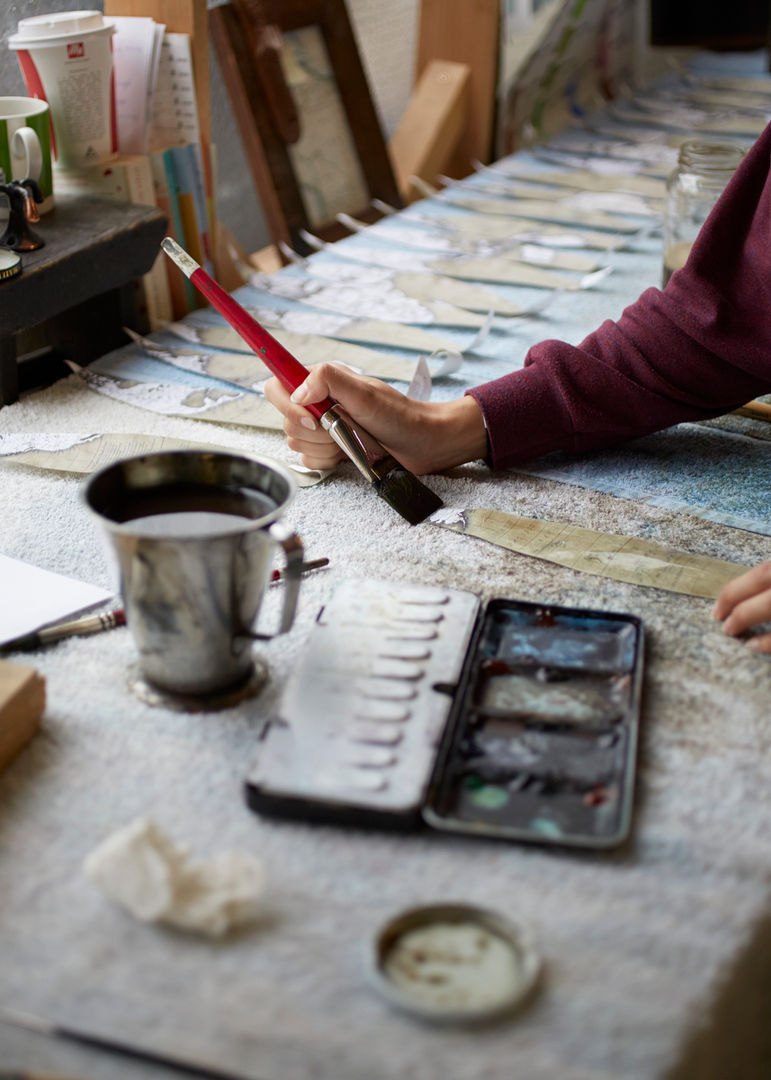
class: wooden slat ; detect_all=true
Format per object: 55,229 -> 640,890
0,659 -> 45,773
389,59 -> 471,202
415,0 -> 500,176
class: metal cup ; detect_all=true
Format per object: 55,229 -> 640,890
84,450 -> 303,702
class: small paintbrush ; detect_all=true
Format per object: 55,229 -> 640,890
160,237 -> 443,525
0,609 -> 125,653
0,1008 -> 265,1080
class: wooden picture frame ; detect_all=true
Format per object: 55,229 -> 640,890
210,0 -> 403,256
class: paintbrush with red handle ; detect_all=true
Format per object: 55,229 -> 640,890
160,237 -> 443,525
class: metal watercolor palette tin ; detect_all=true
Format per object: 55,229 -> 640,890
246,579 -> 644,849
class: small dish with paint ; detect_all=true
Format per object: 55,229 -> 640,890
368,902 -> 541,1024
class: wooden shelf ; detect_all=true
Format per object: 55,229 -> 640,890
0,195 -> 167,405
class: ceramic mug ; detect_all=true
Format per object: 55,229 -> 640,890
84,451 -> 304,705
0,97 -> 54,212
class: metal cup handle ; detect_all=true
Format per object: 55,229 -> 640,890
249,520 -> 304,641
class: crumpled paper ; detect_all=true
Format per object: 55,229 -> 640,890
84,817 -> 264,937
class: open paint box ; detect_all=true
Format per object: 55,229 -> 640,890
246,578 -> 644,849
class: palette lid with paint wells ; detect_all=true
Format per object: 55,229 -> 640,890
245,578 -> 644,850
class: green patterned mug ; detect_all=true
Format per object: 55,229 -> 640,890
0,97 -> 54,213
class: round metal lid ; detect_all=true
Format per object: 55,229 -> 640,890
367,902 -> 541,1024
0,250 -> 22,283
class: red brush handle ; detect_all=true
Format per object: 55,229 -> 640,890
190,265 -> 335,421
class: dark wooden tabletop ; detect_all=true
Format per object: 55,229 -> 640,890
0,195 -> 167,338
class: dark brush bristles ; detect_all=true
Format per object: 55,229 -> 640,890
374,466 -> 443,525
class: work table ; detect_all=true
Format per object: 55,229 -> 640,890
1,50 -> 771,1080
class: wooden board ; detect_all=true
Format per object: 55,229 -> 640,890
415,0 -> 500,177
389,60 -> 471,202
0,659 -> 45,772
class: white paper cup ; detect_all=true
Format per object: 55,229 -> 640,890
9,10 -> 117,170
0,96 -> 54,212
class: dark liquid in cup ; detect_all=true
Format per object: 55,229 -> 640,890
107,483 -> 275,536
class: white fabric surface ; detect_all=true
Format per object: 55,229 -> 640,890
3,46 -> 771,1078
2,365 -> 771,1080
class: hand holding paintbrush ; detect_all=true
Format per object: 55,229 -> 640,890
160,238 -> 442,525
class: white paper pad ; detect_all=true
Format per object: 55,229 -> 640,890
0,554 -> 113,645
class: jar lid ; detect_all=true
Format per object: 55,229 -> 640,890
367,902 -> 541,1024
0,250 -> 22,283
9,11 -> 115,47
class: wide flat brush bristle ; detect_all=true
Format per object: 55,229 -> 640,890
375,468 -> 443,525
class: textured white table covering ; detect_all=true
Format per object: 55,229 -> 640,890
2,51 -> 771,1080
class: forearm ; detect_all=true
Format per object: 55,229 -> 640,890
469,120 -> 771,471
422,395 -> 490,471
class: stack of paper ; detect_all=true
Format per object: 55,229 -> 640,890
111,15 -> 166,156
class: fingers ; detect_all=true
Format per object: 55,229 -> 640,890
720,587 -> 771,638
747,632 -> 771,654
712,561 -> 771,620
290,362 -> 387,429
712,561 -> 771,648
263,370 -> 344,470
712,562 -> 771,622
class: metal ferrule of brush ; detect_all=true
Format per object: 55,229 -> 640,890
319,404 -> 398,484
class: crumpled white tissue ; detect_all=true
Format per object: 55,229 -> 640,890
83,817 -> 264,937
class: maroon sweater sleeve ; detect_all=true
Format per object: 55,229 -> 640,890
466,121 -> 771,469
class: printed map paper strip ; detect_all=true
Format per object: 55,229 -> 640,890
66,363 -> 284,430
444,175 -> 663,214
300,233 -> 610,291
532,146 -> 671,179
423,192 -> 641,232
412,210 -> 638,251
167,307 -> 462,355
608,100 -> 766,138
247,269 -> 492,327
476,164 -> 666,200
431,507 -> 748,598
540,133 -> 679,172
247,266 -> 520,324
125,330 -> 461,387
284,261 -> 541,316
0,432 -> 326,486
336,215 -> 603,271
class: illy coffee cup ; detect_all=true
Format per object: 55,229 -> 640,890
9,10 -> 117,170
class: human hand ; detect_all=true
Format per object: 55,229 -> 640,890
712,561 -> 771,653
263,362 -> 488,474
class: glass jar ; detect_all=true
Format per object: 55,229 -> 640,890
662,140 -> 746,287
